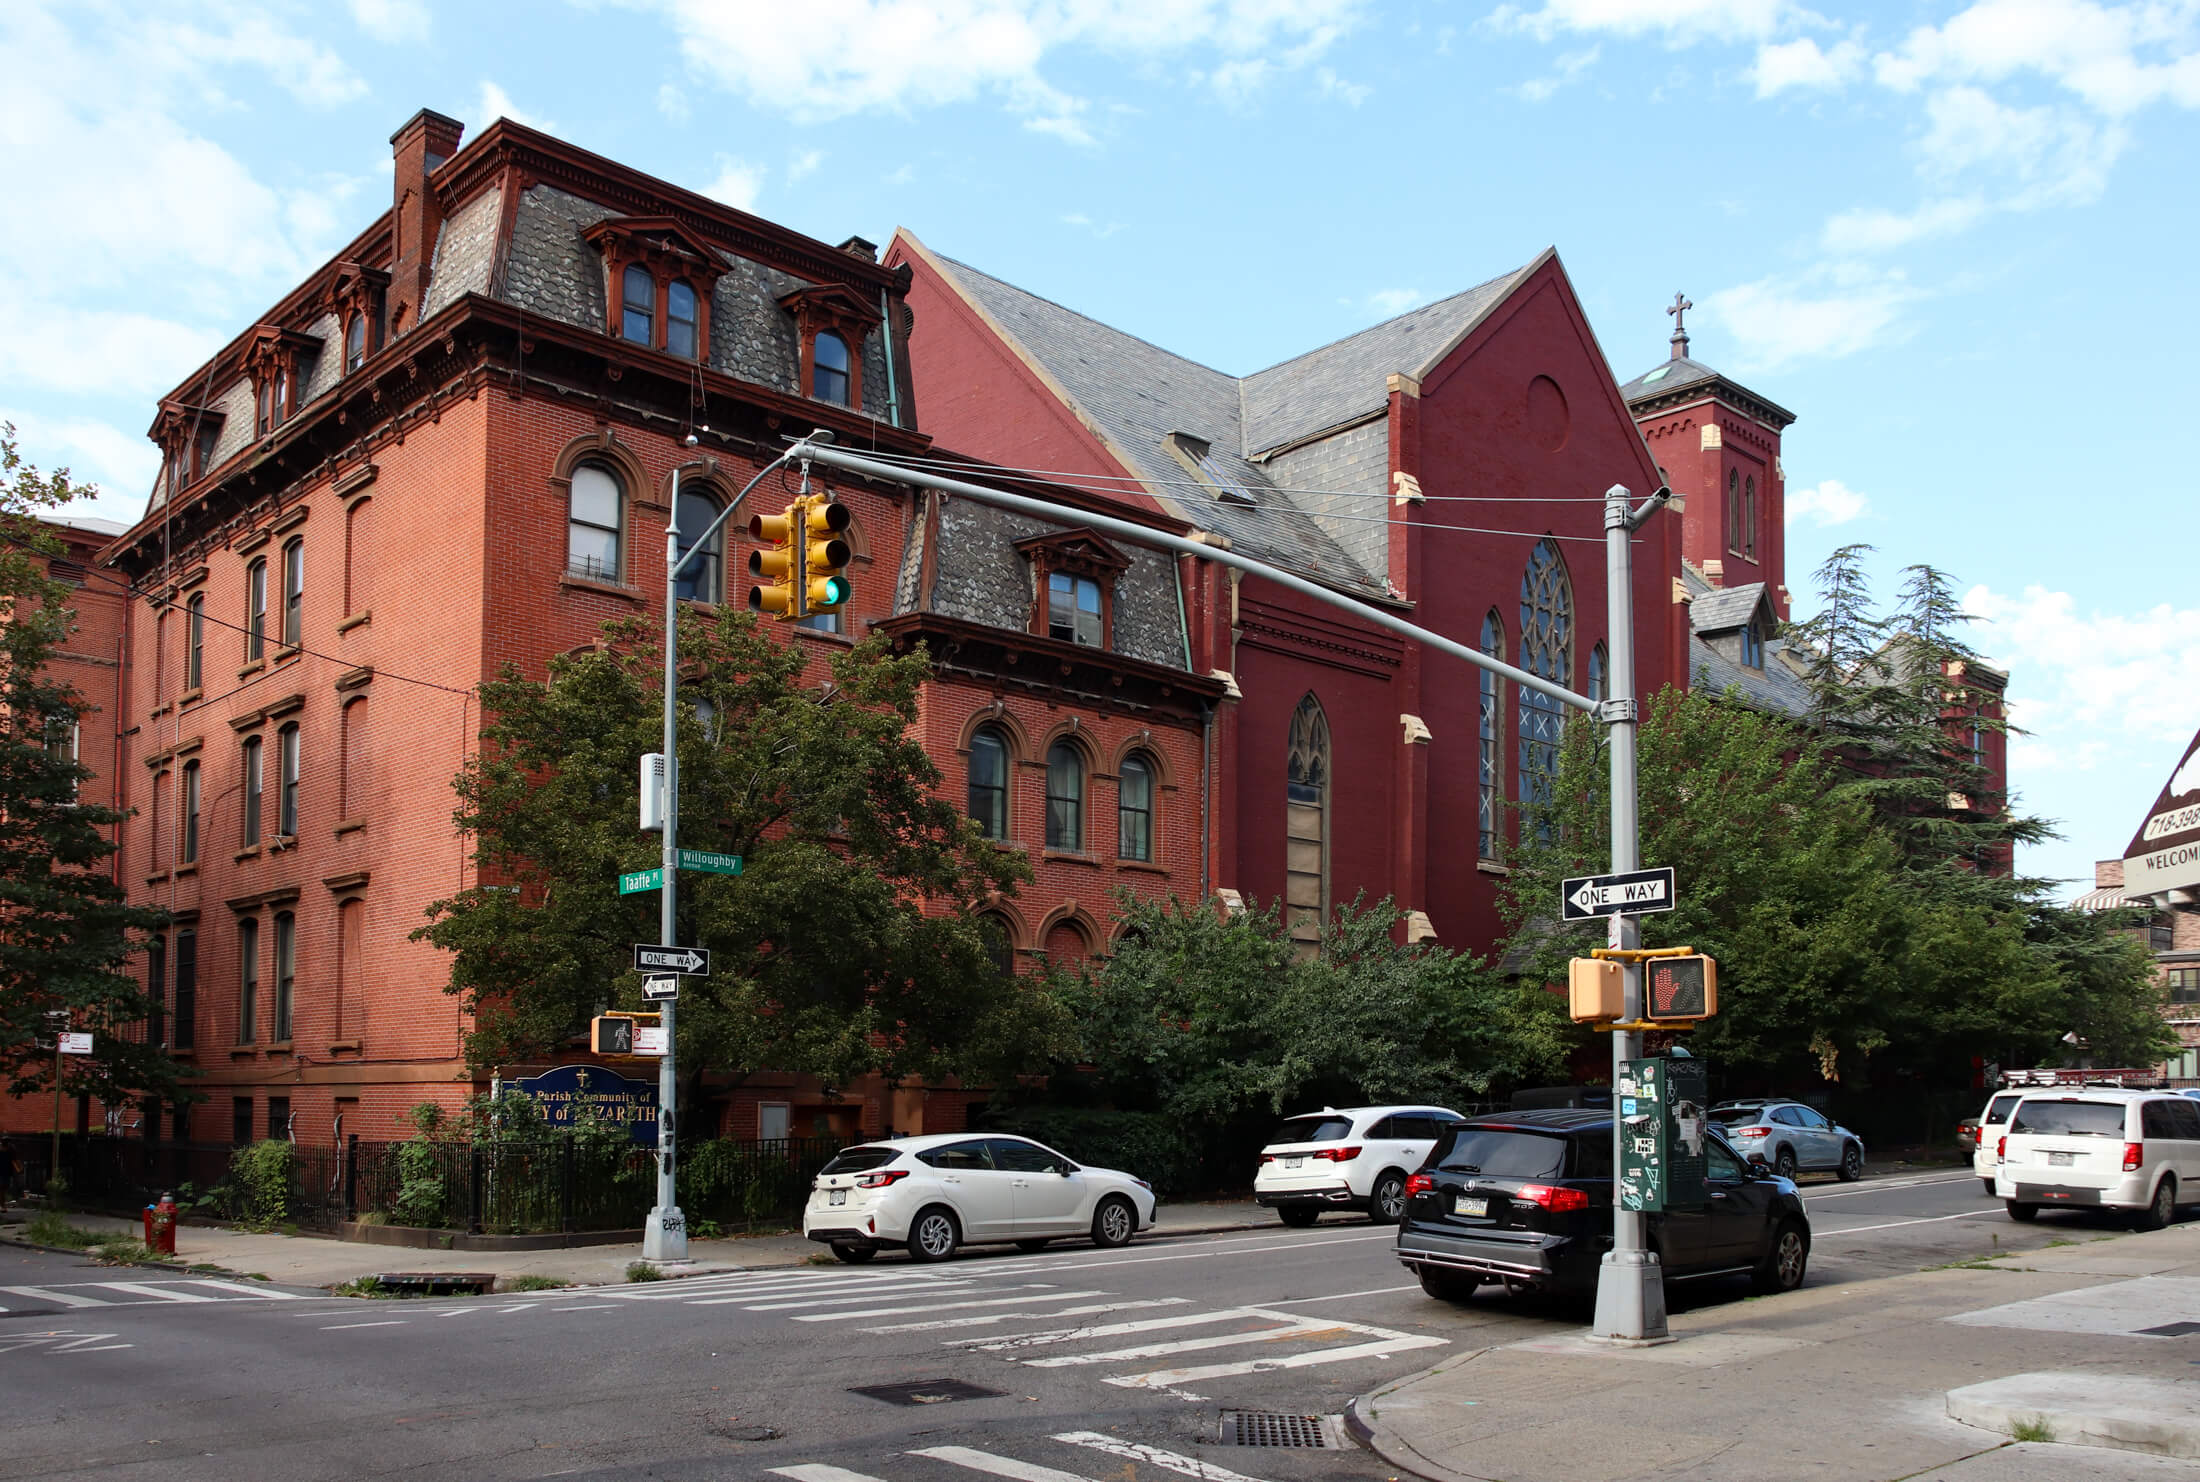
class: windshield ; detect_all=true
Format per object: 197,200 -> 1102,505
1271,1116 -> 1354,1144
1433,1129 -> 1568,1179
818,1146 -> 901,1175
1707,1107 -> 1761,1126
2009,1101 -> 2127,1137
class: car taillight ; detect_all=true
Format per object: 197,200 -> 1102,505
1515,1183 -> 1591,1212
855,1169 -> 909,1189
1258,1154 -> 1274,1164
1996,1136 -> 2006,1160
1405,1173 -> 1434,1196
1315,1146 -> 1361,1162
1737,1127 -> 1769,1138
2125,1142 -> 2144,1173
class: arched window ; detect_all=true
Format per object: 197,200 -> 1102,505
1045,740 -> 1085,851
967,725 -> 1009,840
335,897 -> 363,1040
1744,474 -> 1757,559
1726,469 -> 1742,556
667,280 -> 699,359
181,759 -> 200,866
567,462 -> 622,581
1517,539 -> 1572,838
272,368 -> 288,429
340,696 -> 367,820
272,912 -> 296,1043
1044,916 -> 1093,963
185,594 -> 204,691
1286,694 -> 1329,949
812,331 -> 851,405
1118,752 -> 1154,862
345,314 -> 367,374
674,489 -> 723,604
280,538 -> 304,648
241,735 -> 263,845
1478,613 -> 1504,859
343,497 -> 372,615
978,912 -> 1016,976
237,915 -> 260,1045
621,264 -> 654,345
1588,641 -> 1607,704
277,723 -> 300,838
245,558 -> 267,660
174,929 -> 196,1051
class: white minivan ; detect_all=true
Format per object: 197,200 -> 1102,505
1996,1090 -> 2200,1229
1971,1090 -> 2026,1195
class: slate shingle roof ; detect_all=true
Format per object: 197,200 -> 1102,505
1681,565 -> 1813,717
1688,581 -> 1769,635
1619,355 -> 1722,403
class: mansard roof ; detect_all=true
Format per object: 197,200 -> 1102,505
1621,352 -> 1797,430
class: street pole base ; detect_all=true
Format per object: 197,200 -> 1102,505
641,1204 -> 689,1263
1590,1249 -> 1670,1343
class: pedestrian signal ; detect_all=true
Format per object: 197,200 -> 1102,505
1646,955 -> 1718,1021
1568,958 -> 1624,1023
590,1015 -> 636,1055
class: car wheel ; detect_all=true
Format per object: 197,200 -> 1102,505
906,1206 -> 961,1262
1091,1195 -> 1137,1249
2136,1177 -> 2177,1232
1015,1239 -> 1051,1253
1278,1206 -> 1320,1228
1982,1180 -> 1997,1197
1417,1267 -> 1480,1302
2005,1201 -> 2038,1222
829,1242 -> 875,1264
1370,1171 -> 1408,1226
1772,1147 -> 1798,1180
1752,1220 -> 1809,1295
1837,1143 -> 1864,1182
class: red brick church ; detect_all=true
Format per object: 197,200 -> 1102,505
9,110 -> 2001,1150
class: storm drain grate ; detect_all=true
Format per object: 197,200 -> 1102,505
1218,1411 -> 1346,1448
848,1378 -> 1003,1407
2139,1322 -> 2200,1338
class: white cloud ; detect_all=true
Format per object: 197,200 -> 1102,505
700,155 -> 766,211
1967,581 -> 2200,759
1874,0 -> 2200,115
1916,85 -> 2126,205
1820,196 -> 1987,253
1366,288 -> 1423,316
1206,57 -> 1274,105
1703,265 -> 1923,370
1315,66 -> 1371,105
1490,0 -> 1796,44
1060,212 -> 1125,238
1516,45 -> 1600,101
0,406 -> 165,517
473,81 -> 557,136
1785,478 -> 1871,527
142,6 -> 369,107
787,148 -> 826,183
1751,37 -> 1864,95
349,0 -> 430,43
657,83 -> 692,122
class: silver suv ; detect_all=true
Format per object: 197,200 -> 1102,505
1708,1100 -> 1865,1181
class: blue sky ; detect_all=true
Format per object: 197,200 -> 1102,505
5,0 -> 2195,895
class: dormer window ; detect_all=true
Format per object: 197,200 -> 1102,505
667,281 -> 699,359
149,399 -> 226,504
583,217 -> 724,362
1165,431 -> 1259,507
1739,619 -> 1765,669
1048,571 -> 1102,646
813,331 -> 851,405
1016,527 -> 1130,653
622,265 -> 655,344
326,261 -> 388,378
345,314 -> 367,373
243,325 -> 315,440
779,283 -> 880,411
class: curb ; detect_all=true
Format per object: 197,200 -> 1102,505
0,1230 -> 267,1281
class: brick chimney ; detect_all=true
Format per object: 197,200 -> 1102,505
2097,858 -> 2126,890
387,109 -> 465,339
1702,558 -> 1724,588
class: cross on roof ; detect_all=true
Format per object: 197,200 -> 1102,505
1667,291 -> 1693,360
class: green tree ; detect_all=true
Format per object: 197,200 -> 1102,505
415,608 -> 1070,1107
0,426 -> 177,1112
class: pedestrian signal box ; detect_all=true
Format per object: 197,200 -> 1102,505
1647,955 -> 1718,1021
591,1015 -> 635,1055
1569,958 -> 1624,1023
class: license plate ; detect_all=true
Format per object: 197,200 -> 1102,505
1284,1157 -> 1304,1169
1454,1195 -> 1488,1217
2048,1151 -> 2074,1167
829,1189 -> 848,1205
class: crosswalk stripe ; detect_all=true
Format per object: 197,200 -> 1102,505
93,1282 -> 218,1303
957,1308 -> 1259,1350
1016,1320 -> 1340,1368
734,1281 -> 1019,1311
175,1278 -> 297,1300
908,1445 -> 1091,1482
770,1466 -> 887,1482
861,1298 -> 1190,1334
792,1290 -> 1111,1323
0,1286 -> 108,1308
1101,1333 -> 1449,1389
1052,1432 -> 1272,1482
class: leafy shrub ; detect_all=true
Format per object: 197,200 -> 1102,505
392,1139 -> 447,1228
625,1261 -> 665,1283
25,1210 -> 101,1248
228,1140 -> 296,1230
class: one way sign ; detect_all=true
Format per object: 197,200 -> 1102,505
633,944 -> 710,976
1560,867 -> 1677,921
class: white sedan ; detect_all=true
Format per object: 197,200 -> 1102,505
802,1132 -> 1157,1263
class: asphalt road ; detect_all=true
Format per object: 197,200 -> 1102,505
0,1166 -> 2131,1482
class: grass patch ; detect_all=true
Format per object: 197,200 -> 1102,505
88,1239 -> 156,1264
1926,1255 -> 2008,1271
2045,1238 -> 2078,1248
502,1274 -> 569,1292
2009,1415 -> 2055,1444
332,1275 -> 391,1298
625,1261 -> 667,1283
805,1250 -> 837,1266
24,1211 -> 104,1249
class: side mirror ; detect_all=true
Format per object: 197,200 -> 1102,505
1056,1163 -> 1076,1177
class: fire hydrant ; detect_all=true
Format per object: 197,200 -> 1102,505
143,1191 -> 178,1256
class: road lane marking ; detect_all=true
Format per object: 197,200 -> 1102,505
550,1304 -> 618,1311
862,1298 -> 1190,1334
1816,1210 -> 2003,1237
791,1290 -> 1112,1322
0,1286 -> 109,1307
742,1282 -> 1055,1311
1019,1320 -> 1342,1367
958,1308 -> 1263,1350
320,1320 -> 407,1330
92,1282 -> 219,1303
1102,1334 -> 1448,1389
1802,1174 -> 1981,1201
976,1229 -> 1397,1278
175,1278 -> 298,1300
1053,1431 -> 1274,1482
909,1445 -> 1093,1482
770,1466 -> 887,1482
1245,1283 -> 1419,1305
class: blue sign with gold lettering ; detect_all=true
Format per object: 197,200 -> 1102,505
511,1064 -> 659,1146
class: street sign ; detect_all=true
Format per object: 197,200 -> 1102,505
677,849 -> 742,876
1616,1055 -> 1708,1213
57,1032 -> 92,1056
619,867 -> 665,896
634,1026 -> 668,1056
1561,866 -> 1677,921
640,974 -> 680,1003
634,944 -> 709,976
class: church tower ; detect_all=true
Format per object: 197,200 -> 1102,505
1621,294 -> 1798,618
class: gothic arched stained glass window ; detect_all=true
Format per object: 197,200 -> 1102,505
1285,694 -> 1329,951
1478,612 -> 1504,859
1516,539 -> 1572,839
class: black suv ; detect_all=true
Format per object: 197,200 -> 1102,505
1395,1109 -> 1810,1301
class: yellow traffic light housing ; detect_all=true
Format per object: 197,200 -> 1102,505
1646,954 -> 1718,1021
802,498 -> 853,615
590,1014 -> 636,1055
1568,958 -> 1624,1023
746,500 -> 801,617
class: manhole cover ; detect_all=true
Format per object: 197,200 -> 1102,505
849,1378 -> 1003,1407
1219,1412 -> 1345,1448
2139,1322 -> 2200,1338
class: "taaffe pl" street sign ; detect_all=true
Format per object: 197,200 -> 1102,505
633,944 -> 709,976
1560,867 -> 1677,921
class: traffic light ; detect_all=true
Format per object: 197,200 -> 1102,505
1646,954 -> 1718,1021
746,499 -> 801,617
1568,957 -> 1623,1023
801,498 -> 854,615
590,1015 -> 636,1055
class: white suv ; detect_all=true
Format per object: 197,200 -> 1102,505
1997,1090 -> 2200,1229
1970,1090 -> 2025,1195
1254,1106 -> 1462,1227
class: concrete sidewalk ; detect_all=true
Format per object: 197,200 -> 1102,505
0,1196 -> 1277,1290
1351,1221 -> 2200,1482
